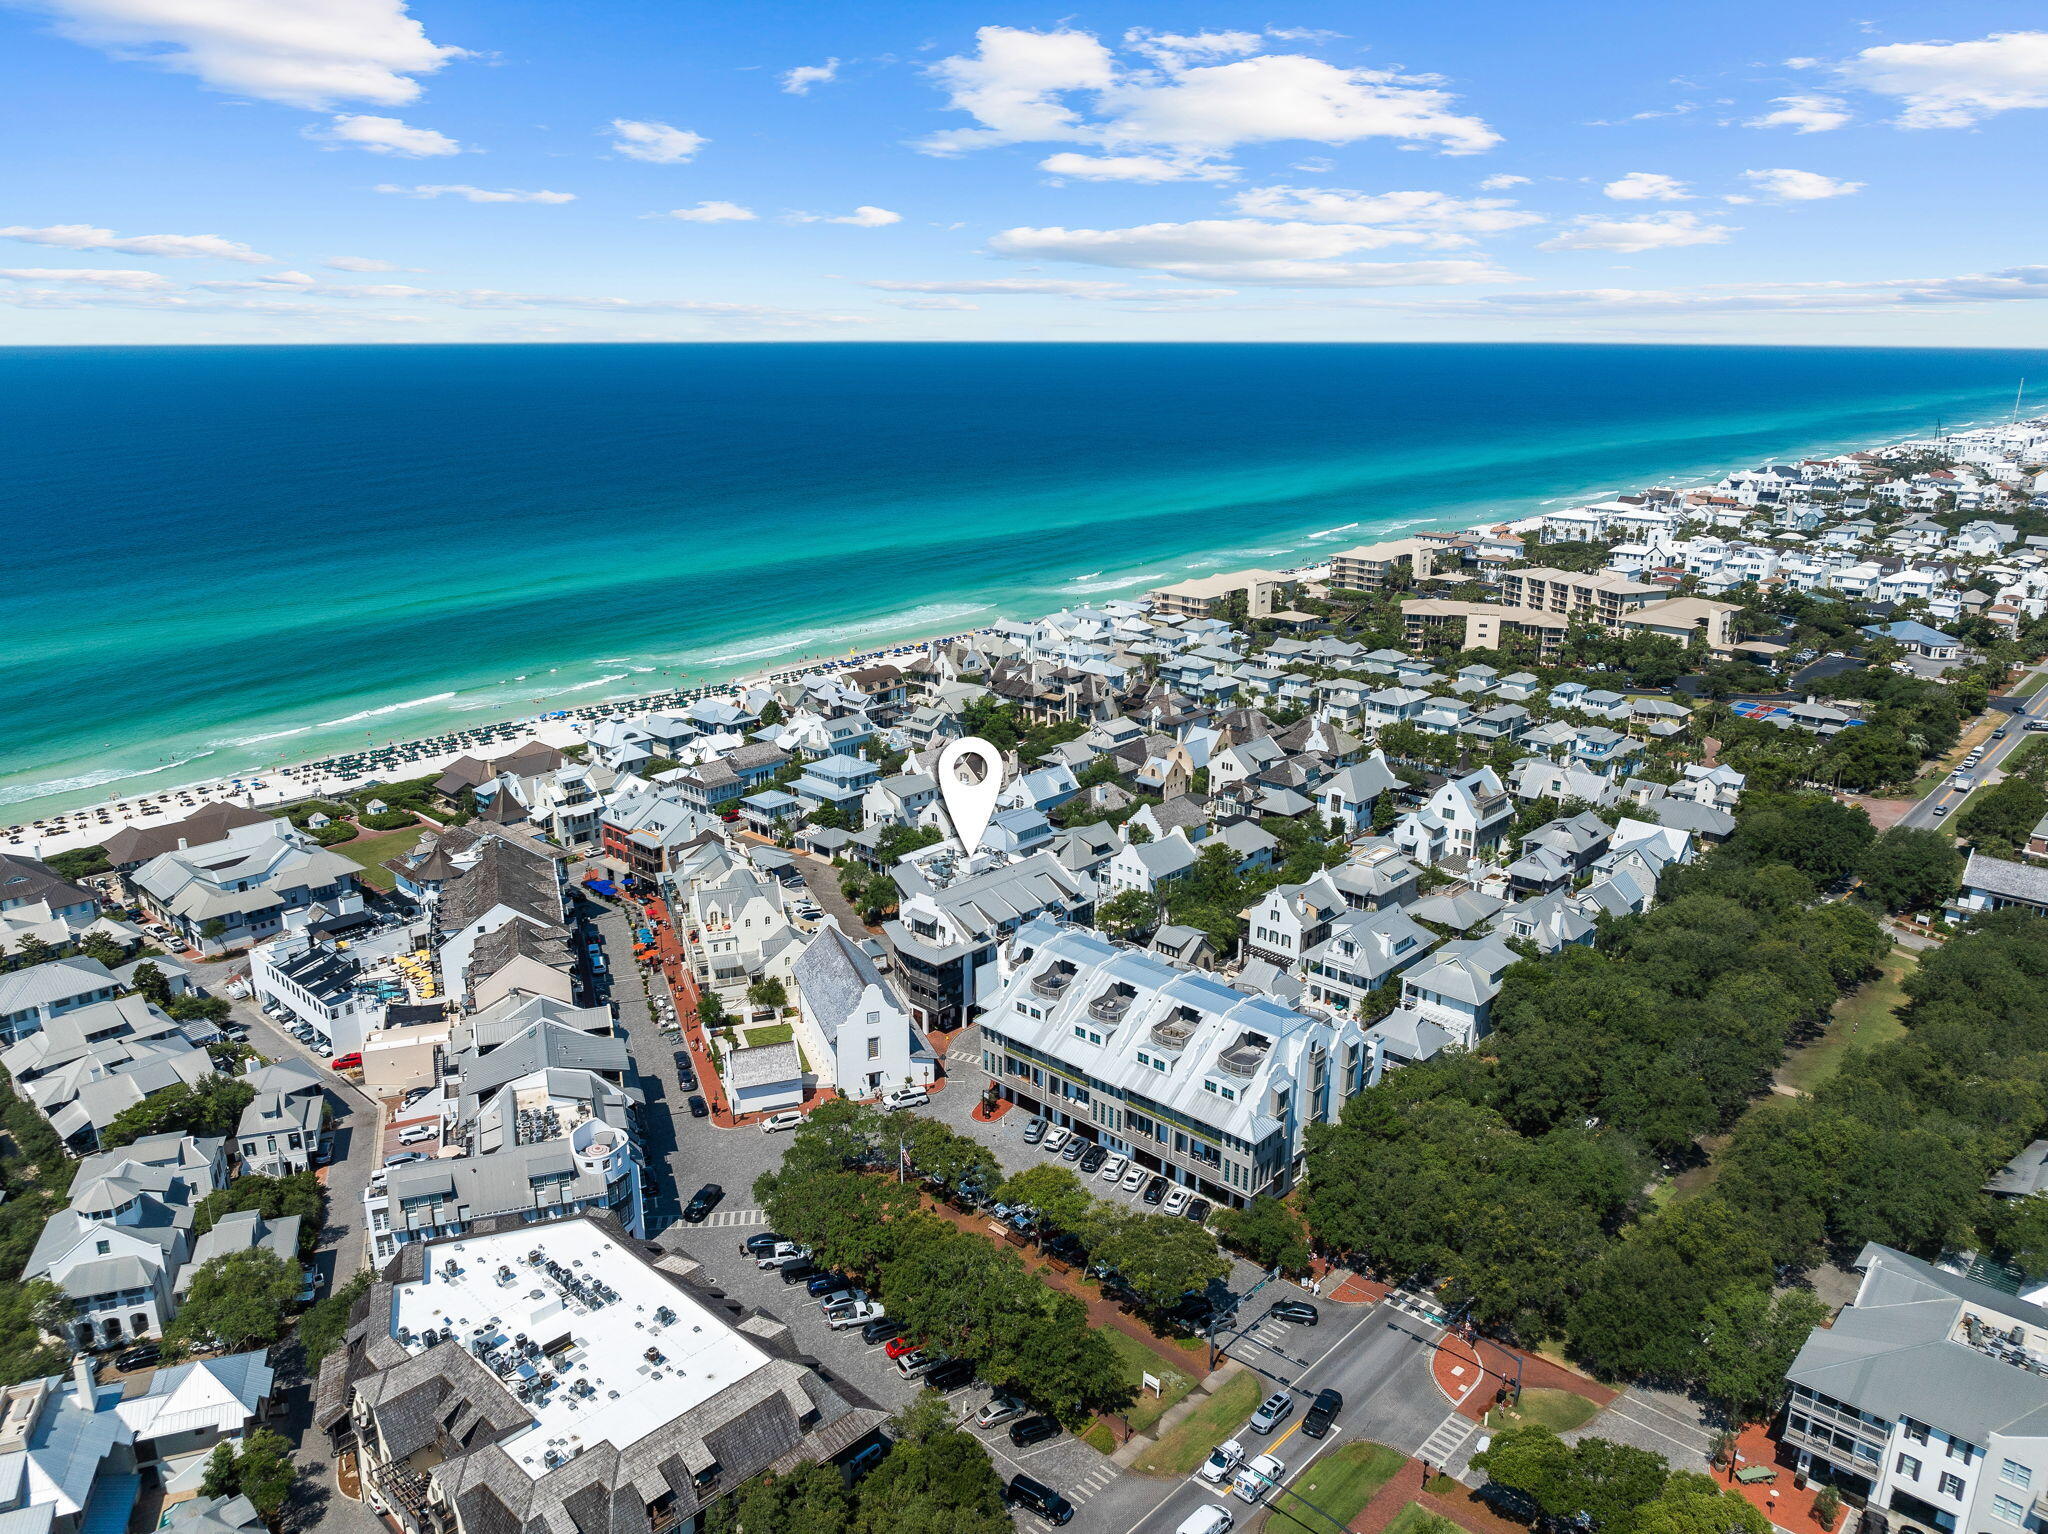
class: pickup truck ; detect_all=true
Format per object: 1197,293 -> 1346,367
823,1296 -> 885,1330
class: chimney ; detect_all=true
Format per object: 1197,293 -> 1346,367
177,838 -> 188,851
71,1354 -> 96,1405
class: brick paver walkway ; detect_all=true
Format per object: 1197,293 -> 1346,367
1433,1331 -> 1616,1419
1349,1457 -> 1528,1534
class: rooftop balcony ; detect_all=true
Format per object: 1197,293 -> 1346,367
1031,965 -> 1075,1000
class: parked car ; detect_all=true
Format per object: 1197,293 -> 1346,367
1009,1415 -> 1060,1448
1162,1185 -> 1193,1216
1078,1143 -> 1108,1174
1022,1117 -> 1046,1144
882,1086 -> 930,1111
1006,1474 -> 1075,1526
1042,1126 -> 1071,1154
861,1316 -> 905,1346
754,1243 -> 806,1269
778,1262 -> 819,1286
1249,1391 -> 1294,1434
1268,1300 -> 1320,1326
677,1065 -> 698,1090
687,1095 -> 709,1118
383,1151 -> 428,1169
894,1349 -> 936,1378
761,1111 -> 806,1133
824,1298 -> 884,1330
1061,1136 -> 1088,1163
397,1124 -> 438,1145
681,1184 -> 724,1223
1302,1388 -> 1343,1439
806,1272 -> 855,1300
1176,1510 -> 1235,1534
1185,1198 -> 1212,1224
883,1334 -> 923,1360
743,1231 -> 789,1256
113,1343 -> 161,1373
1197,1439 -> 1245,1487
330,1052 -> 362,1072
1233,1453 -> 1284,1505
926,1357 -> 977,1391
1097,1153 -> 1127,1183
977,1394 -> 1028,1428
1123,1165 -> 1150,1194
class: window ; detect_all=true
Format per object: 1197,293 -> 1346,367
1900,1455 -> 1924,1480
1951,1441 -> 1980,1466
1939,1475 -> 1966,1499
2002,1462 -> 2032,1491
1993,1498 -> 2026,1525
1905,1421 -> 1931,1446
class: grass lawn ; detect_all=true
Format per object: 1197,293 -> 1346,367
331,826 -> 427,891
1778,948 -> 1914,1095
1132,1371 -> 1262,1477
1265,1442 -> 1407,1534
1102,1327 -> 1194,1436
1381,1503 -> 1462,1534
2012,670 -> 2048,699
1486,1388 -> 1599,1434
1081,1421 -> 1116,1454
744,1023 -> 795,1047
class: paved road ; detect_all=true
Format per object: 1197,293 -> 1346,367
584,891 -> 697,1231
1897,664 -> 2048,829
1116,1298 -> 1449,1534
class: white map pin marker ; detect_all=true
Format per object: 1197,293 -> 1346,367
937,736 -> 1003,855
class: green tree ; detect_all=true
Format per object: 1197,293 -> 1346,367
754,1165 -> 925,1280
76,931 -> 128,967
201,1428 -> 298,1520
697,990 -> 728,1030
1095,889 -> 1159,939
129,961 -> 173,1008
45,846 -> 110,881
101,1077 -> 255,1149
192,1172 -> 328,1258
747,976 -> 788,1011
897,1116 -> 1001,1199
1632,1472 -> 1772,1534
996,1163 -> 1096,1234
1856,826 -> 1963,912
1959,774 -> 2048,847
1725,795 -> 1875,885
807,805 -> 852,831
167,1247 -> 301,1354
1566,1198 -> 1775,1380
298,1269 -> 371,1365
1474,1426 -> 1670,1533
1697,1287 -> 1831,1424
1210,1196 -> 1313,1276
1084,1208 -> 1228,1310
852,1393 -> 1012,1534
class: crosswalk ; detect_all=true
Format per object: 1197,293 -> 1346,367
1063,1462 -> 1119,1506
698,1207 -> 768,1228
1419,1410 -> 1481,1468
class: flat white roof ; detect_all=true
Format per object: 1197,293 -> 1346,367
386,1222 -> 772,1479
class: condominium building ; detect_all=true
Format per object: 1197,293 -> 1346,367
1784,1244 -> 2048,1534
1147,569 -> 1291,620
1328,538 -> 1448,592
1494,567 -> 1666,622
976,917 -> 1367,1206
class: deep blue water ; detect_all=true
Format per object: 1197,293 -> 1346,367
0,341 -> 2038,817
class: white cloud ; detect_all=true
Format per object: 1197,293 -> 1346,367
916,25 -> 1499,159
1039,151 -> 1238,182
1122,29 -> 1262,67
313,113 -> 459,155
325,255 -> 398,271
781,58 -> 840,94
1230,185 -> 1541,245
375,183 -> 576,203
1746,94 -> 1852,132
788,205 -> 901,227
1400,264 -> 2048,317
987,219 -> 1515,286
658,201 -> 757,223
0,266 -> 175,290
608,119 -> 707,163
1739,167 -> 1863,201
882,296 -> 981,310
866,277 -> 1236,300
1479,173 -> 1529,189
1538,212 -> 1733,252
1602,171 -> 1690,201
0,222 -> 273,263
25,0 -> 463,109
1838,30 -> 2048,128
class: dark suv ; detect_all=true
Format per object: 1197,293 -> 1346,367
1079,1143 -> 1108,1174
861,1316 -> 905,1346
1006,1474 -> 1075,1525
1303,1388 -> 1343,1438
1010,1416 -> 1060,1448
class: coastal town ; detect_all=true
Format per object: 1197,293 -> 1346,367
8,414 -> 2048,1534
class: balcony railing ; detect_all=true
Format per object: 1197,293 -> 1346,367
1031,970 -> 1074,999
1149,1017 -> 1196,1049
1087,991 -> 1131,1024
1215,1043 -> 1268,1079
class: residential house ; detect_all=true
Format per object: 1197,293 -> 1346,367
790,921 -> 934,1103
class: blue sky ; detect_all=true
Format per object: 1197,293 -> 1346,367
3,1 -> 2045,344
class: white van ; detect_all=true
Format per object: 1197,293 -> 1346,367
1176,1507 -> 1235,1534
1233,1455 -> 1284,1504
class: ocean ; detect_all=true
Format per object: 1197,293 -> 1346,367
1,341 -> 2037,821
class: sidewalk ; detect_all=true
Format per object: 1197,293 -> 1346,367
1432,1330 -> 1615,1420
1349,1455 -> 1528,1534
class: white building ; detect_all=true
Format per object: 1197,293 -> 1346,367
789,921 -> 934,1102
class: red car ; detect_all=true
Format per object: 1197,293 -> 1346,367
883,1335 -> 923,1360
330,1053 -> 362,1072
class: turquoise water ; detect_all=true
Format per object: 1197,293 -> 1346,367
1,342 -> 2037,819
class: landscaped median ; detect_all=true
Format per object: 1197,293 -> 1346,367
1266,1441 -> 1408,1534
1078,1330 -> 1195,1452
1131,1371 -> 1263,1476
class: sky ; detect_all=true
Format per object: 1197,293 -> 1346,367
2,1 -> 2045,345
